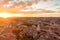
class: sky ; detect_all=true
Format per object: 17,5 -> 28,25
0,0 -> 60,12
26,0 -> 60,11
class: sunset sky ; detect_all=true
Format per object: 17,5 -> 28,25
0,0 -> 60,18
28,0 -> 60,11
0,0 -> 60,12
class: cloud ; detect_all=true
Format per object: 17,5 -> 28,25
25,0 -> 60,11
0,0 -> 60,12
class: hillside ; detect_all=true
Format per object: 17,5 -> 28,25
0,17 -> 60,40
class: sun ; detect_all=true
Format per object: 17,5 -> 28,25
0,12 -> 23,18
0,12 -> 12,18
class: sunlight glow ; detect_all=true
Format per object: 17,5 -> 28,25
0,12 -> 60,18
0,12 -> 23,18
